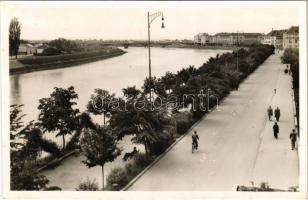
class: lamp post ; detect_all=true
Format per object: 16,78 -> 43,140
207,88 -> 211,112
147,11 -> 164,106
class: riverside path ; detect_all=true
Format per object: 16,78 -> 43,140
127,52 -> 299,191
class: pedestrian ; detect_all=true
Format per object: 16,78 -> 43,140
289,129 -> 298,150
275,106 -> 280,122
274,88 -> 276,94
273,122 -> 279,139
274,106 -> 281,121
192,131 -> 199,150
267,106 -> 273,121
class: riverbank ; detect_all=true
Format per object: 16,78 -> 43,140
126,43 -> 245,51
9,49 -> 126,75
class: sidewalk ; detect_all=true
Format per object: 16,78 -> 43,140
251,52 -> 298,190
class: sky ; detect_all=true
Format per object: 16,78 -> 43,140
4,1 -> 301,41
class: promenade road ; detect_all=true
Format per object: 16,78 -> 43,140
128,52 -> 298,191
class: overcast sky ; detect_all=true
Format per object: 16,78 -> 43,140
5,1 -> 301,41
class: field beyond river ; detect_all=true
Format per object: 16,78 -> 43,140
9,47 -> 126,75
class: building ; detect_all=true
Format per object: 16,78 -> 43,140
261,35 -> 276,46
18,43 -> 36,55
200,33 -> 212,45
242,33 -> 262,45
213,32 -> 245,46
262,29 -> 287,49
194,33 -> 202,44
214,33 -> 233,45
35,43 -> 48,55
283,26 -> 299,49
194,33 -> 212,45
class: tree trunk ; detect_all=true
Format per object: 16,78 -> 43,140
103,113 -> 106,125
102,165 -> 104,191
144,144 -> 149,157
62,134 -> 65,153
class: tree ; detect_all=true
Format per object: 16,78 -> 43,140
49,38 -> 78,53
161,71 -> 177,94
122,86 -> 141,99
109,96 -> 174,156
80,127 -> 121,190
10,104 -> 50,190
9,17 -> 21,59
87,89 -> 115,125
38,86 -> 79,152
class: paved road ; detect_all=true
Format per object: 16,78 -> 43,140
128,52 -> 298,191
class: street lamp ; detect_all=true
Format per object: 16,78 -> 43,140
147,11 -> 164,106
207,88 -> 211,112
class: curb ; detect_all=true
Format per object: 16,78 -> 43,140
37,149 -> 79,173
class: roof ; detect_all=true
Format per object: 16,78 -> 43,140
267,29 -> 287,37
285,26 -> 299,34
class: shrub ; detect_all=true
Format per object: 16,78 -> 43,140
106,167 -> 129,189
149,130 -> 175,155
40,139 -> 62,157
124,162 -> 140,176
133,153 -> 154,167
174,111 -> 193,135
76,177 -> 99,191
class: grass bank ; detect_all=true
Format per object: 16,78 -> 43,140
10,49 -> 126,75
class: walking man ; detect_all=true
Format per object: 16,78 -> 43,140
192,131 -> 199,150
273,122 -> 279,139
274,106 -> 281,121
289,129 -> 298,150
267,106 -> 273,121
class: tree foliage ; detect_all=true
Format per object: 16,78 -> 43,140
10,105 -> 50,190
80,126 -> 121,190
38,86 -> 79,152
87,89 -> 116,124
9,17 -> 21,58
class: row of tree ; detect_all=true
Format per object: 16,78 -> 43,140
10,44 -> 274,190
280,48 -> 299,129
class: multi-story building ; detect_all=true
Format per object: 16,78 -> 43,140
283,26 -> 299,49
200,33 -> 212,45
260,29 -> 287,49
214,32 -> 247,46
194,33 -> 212,45
194,33 -> 202,44
242,33 -> 262,45
215,33 -> 233,45
261,35 -> 276,46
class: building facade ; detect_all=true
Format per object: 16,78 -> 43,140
261,35 -> 276,46
283,26 -> 299,49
